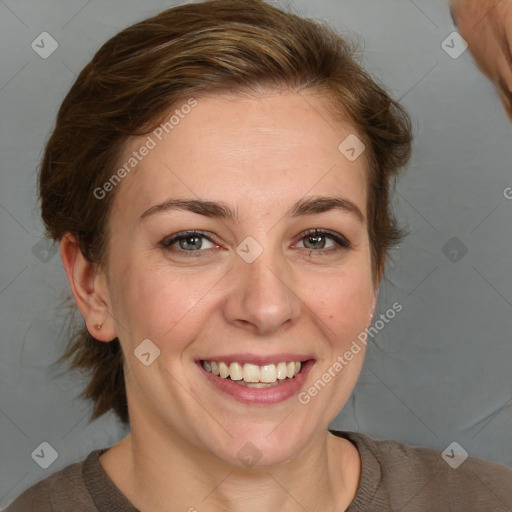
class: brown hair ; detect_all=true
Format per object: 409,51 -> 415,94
40,0 -> 412,425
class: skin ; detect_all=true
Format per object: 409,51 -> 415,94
450,0 -> 512,120
61,90 -> 379,512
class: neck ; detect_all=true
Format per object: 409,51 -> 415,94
100,412 -> 360,512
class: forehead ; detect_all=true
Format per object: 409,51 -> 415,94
112,91 -> 368,222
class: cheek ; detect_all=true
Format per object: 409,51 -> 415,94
310,264 -> 374,335
109,257 -> 213,346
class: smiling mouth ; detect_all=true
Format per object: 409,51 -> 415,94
200,360 -> 306,388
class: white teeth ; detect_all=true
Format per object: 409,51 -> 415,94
276,362 -> 287,380
201,359 -> 304,383
219,361 -> 230,378
229,362 -> 243,381
234,380 -> 285,388
259,364 -> 277,383
210,361 -> 220,376
286,362 -> 295,378
243,363 -> 260,383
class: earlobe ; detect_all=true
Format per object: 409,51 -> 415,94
59,233 -> 117,342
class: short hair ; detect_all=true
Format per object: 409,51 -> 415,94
39,0 -> 413,425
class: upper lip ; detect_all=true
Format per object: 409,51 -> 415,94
197,353 -> 315,365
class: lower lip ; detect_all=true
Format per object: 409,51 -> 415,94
197,360 -> 315,405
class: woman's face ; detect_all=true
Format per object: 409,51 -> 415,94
102,90 -> 377,466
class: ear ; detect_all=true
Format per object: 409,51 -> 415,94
60,233 -> 117,342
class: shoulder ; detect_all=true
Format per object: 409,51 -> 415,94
4,452 -> 99,512
335,430 -> 512,511
4,477 -> 53,512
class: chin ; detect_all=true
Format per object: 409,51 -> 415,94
209,425 -> 314,469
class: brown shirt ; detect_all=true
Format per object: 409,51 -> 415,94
5,429 -> 512,511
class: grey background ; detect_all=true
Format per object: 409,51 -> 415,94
1,0 -> 511,507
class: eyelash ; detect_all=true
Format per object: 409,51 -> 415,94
159,229 -> 352,257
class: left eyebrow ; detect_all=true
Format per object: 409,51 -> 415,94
290,196 -> 365,223
138,195 -> 365,223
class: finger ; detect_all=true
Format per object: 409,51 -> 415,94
495,57 -> 512,118
498,89 -> 512,121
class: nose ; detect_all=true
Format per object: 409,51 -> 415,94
222,243 -> 302,336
